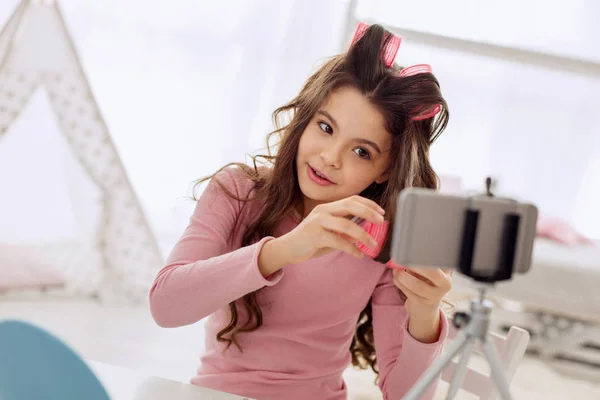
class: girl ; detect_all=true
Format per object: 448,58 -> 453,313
150,23 -> 452,400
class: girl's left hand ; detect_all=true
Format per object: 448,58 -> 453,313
392,267 -> 452,317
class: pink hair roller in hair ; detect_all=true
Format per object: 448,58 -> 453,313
399,64 -> 433,77
399,63 -> 442,121
351,25 -> 441,121
352,217 -> 389,258
350,22 -> 402,68
411,104 -> 442,121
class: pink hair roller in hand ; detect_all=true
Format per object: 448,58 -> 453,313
351,216 -> 407,271
352,218 -> 389,258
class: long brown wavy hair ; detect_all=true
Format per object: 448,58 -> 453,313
194,24 -> 449,379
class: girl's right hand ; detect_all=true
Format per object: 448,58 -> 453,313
279,195 -> 386,264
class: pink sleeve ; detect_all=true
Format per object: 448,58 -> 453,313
149,168 -> 283,328
372,269 -> 449,400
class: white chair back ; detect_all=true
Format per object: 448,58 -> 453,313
441,324 -> 530,399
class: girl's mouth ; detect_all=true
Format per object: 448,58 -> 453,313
308,165 -> 335,186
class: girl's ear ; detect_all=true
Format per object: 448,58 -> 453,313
376,158 -> 393,184
375,172 -> 389,184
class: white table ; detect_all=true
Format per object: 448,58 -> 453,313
87,360 -> 254,400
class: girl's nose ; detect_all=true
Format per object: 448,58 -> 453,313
320,146 -> 342,169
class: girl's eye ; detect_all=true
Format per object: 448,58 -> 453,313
318,121 -> 333,134
354,147 -> 371,160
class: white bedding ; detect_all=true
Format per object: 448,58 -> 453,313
454,238 -> 600,321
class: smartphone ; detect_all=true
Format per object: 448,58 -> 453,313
390,188 -> 538,281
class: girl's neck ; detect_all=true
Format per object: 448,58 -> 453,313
297,196 -> 323,218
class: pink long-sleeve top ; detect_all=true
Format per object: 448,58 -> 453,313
149,167 -> 448,400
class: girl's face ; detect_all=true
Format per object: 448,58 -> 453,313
296,86 -> 392,214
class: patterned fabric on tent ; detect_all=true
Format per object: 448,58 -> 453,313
0,0 -> 163,304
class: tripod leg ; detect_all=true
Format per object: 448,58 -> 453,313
402,331 -> 471,400
445,339 -> 476,400
481,340 -> 514,400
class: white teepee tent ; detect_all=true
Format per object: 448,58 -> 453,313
0,0 -> 163,304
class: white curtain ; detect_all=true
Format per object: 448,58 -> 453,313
2,0 -> 596,256
0,0 -> 351,253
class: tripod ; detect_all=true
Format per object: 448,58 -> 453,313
402,284 -> 514,400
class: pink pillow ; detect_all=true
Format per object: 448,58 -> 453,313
536,216 -> 593,246
0,244 -> 66,291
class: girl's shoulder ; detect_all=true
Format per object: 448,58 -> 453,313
209,165 -> 275,235
211,164 -> 271,198
206,165 -> 274,219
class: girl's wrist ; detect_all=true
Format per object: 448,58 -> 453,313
257,237 -> 290,278
407,306 -> 442,344
408,303 -> 441,319
408,311 -> 441,343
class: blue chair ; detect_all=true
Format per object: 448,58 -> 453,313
0,320 -> 110,400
